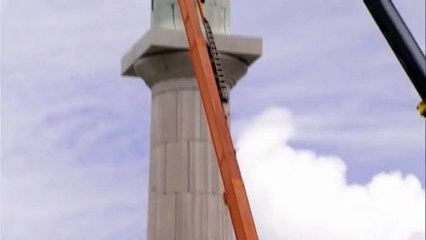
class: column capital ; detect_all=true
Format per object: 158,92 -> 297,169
133,51 -> 247,88
121,28 -> 262,87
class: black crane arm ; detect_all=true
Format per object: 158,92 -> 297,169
363,0 -> 426,116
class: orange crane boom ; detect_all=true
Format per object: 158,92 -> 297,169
178,0 -> 259,239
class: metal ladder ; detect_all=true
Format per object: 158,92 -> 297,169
202,18 -> 230,104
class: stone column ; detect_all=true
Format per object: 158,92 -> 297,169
133,52 -> 247,240
121,1 -> 261,238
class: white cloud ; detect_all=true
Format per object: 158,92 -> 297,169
408,232 -> 426,240
1,78 -> 150,239
2,158 -> 148,240
2,0 -> 150,82
237,107 -> 425,240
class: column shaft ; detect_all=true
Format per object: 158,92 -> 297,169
148,78 -> 233,240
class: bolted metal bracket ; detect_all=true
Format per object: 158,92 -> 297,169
417,101 -> 426,118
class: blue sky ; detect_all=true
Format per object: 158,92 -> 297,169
1,0 -> 425,239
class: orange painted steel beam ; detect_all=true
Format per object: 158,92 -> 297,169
178,0 -> 259,239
